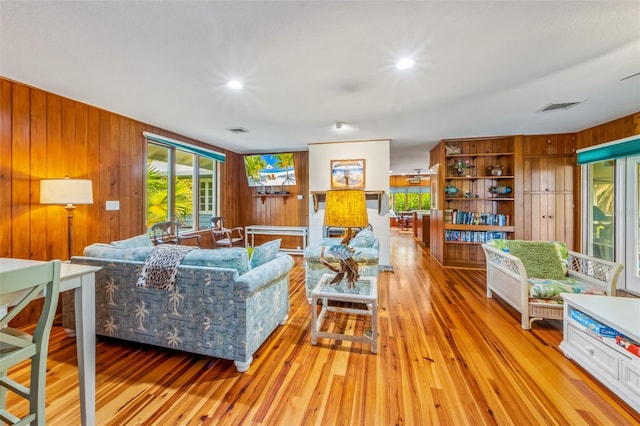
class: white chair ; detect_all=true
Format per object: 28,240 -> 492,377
210,217 -> 244,248
0,260 -> 61,425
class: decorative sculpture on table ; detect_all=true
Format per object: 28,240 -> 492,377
319,189 -> 369,288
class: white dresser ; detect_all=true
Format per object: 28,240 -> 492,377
560,294 -> 640,413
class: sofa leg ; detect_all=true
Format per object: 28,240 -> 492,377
279,314 -> 289,326
234,357 -> 253,373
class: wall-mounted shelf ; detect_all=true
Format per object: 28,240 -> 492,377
445,175 -> 515,180
253,193 -> 289,204
310,190 -> 385,214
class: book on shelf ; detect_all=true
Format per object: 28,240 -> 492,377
445,209 -> 454,224
450,210 -> 510,226
445,230 -> 509,243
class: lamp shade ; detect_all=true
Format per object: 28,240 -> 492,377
324,189 -> 368,228
40,178 -> 94,205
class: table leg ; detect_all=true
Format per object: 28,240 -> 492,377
371,298 -> 378,354
311,295 -> 318,345
74,275 -> 96,426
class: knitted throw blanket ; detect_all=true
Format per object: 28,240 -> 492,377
136,244 -> 198,290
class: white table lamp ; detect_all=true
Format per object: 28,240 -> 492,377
40,178 -> 94,259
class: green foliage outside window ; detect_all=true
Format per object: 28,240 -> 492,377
421,193 -> 431,209
392,192 -> 430,213
394,195 -> 406,212
147,162 -> 193,226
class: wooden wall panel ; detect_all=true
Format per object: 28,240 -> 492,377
236,151 -> 309,250
575,113 -> 639,150
0,77 -> 246,263
30,89 -> 47,260
11,84 -> 31,259
389,175 -> 430,186
0,80 -> 12,257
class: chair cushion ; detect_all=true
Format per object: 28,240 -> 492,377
111,234 -> 154,248
250,239 -> 281,269
488,240 -> 568,280
528,277 -> 607,300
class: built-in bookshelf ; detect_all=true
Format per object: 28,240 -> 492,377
433,136 -> 522,268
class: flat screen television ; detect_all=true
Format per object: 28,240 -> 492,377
244,153 -> 296,188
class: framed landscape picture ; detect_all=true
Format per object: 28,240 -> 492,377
330,159 -> 366,189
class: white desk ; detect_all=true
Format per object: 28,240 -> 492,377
0,258 -> 100,426
245,225 -> 308,254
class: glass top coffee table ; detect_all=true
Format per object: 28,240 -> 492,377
310,273 -> 378,353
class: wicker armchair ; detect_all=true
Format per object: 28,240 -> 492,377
482,240 -> 623,330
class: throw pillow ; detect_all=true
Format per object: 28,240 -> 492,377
504,241 -> 567,280
111,234 -> 154,248
250,239 -> 281,269
348,229 -> 375,248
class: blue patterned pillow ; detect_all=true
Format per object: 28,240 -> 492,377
111,234 -> 154,248
250,239 -> 281,268
348,229 -> 375,248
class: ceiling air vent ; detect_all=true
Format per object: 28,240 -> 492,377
227,127 -> 249,134
538,102 -> 581,112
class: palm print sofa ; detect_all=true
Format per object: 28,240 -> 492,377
63,235 -> 293,372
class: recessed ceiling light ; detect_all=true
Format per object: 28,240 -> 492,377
227,80 -> 243,89
396,58 -> 414,70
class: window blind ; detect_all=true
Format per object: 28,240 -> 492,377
576,135 -> 640,165
143,131 -> 225,162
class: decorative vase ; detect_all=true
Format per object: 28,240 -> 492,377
488,165 -> 504,176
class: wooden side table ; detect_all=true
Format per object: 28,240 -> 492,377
310,273 -> 378,353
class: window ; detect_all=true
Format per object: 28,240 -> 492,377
390,187 -> 431,214
587,161 -> 615,261
146,141 -> 218,231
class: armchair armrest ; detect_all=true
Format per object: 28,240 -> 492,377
566,251 -> 623,295
177,233 -> 201,247
235,254 -> 294,294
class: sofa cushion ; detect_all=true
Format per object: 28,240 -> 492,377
250,239 -> 281,269
488,239 -> 567,280
83,244 -> 154,261
83,243 -> 250,274
528,277 -> 607,300
348,229 -> 375,248
181,247 -> 249,274
111,234 -> 154,248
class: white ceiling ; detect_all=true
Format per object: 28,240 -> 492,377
1,1 -> 639,175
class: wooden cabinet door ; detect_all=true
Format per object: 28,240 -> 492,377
524,193 -> 574,244
523,156 -> 574,245
523,134 -> 575,156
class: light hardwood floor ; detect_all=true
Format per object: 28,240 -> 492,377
7,230 -> 640,425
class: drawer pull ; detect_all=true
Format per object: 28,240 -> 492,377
586,345 -> 595,355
